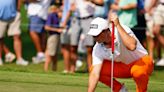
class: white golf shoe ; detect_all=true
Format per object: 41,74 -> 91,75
16,58 -> 29,66
156,58 -> 164,66
5,52 -> 16,63
32,55 -> 45,64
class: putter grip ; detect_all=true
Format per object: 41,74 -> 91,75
111,21 -> 114,53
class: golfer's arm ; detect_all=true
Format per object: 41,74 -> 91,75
88,64 -> 102,92
116,24 -> 137,51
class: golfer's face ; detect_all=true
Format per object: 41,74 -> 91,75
93,29 -> 111,43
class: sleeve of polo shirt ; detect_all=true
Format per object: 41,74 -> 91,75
92,44 -> 104,65
121,24 -> 135,37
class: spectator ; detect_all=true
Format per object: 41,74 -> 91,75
60,0 -> 71,73
0,0 -> 29,66
63,0 -> 95,73
26,0 -> 52,64
44,5 -> 63,71
145,0 -> 159,61
148,0 -> 164,66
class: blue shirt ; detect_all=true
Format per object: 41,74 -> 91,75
0,0 -> 17,21
46,13 -> 60,35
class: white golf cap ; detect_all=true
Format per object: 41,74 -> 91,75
88,17 -> 109,36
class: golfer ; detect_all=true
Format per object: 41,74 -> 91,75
87,13 -> 154,92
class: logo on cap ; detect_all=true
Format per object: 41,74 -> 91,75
90,24 -> 98,29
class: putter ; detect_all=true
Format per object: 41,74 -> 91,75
111,21 -> 115,92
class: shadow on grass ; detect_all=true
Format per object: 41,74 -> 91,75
76,70 -> 88,73
154,65 -> 164,71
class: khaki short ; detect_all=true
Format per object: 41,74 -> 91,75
0,12 -> 21,38
154,4 -> 164,25
46,34 -> 60,56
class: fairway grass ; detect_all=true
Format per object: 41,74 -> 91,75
0,63 -> 164,92
0,69 -> 108,92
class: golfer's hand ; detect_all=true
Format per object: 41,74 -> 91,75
109,13 -> 120,26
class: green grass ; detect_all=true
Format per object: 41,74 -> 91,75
0,63 -> 164,92
0,62 -> 108,92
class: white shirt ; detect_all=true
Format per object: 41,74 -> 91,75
92,25 -> 148,65
70,0 -> 95,18
27,0 -> 51,20
27,3 -> 41,16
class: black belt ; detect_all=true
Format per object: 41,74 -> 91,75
78,15 -> 93,20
